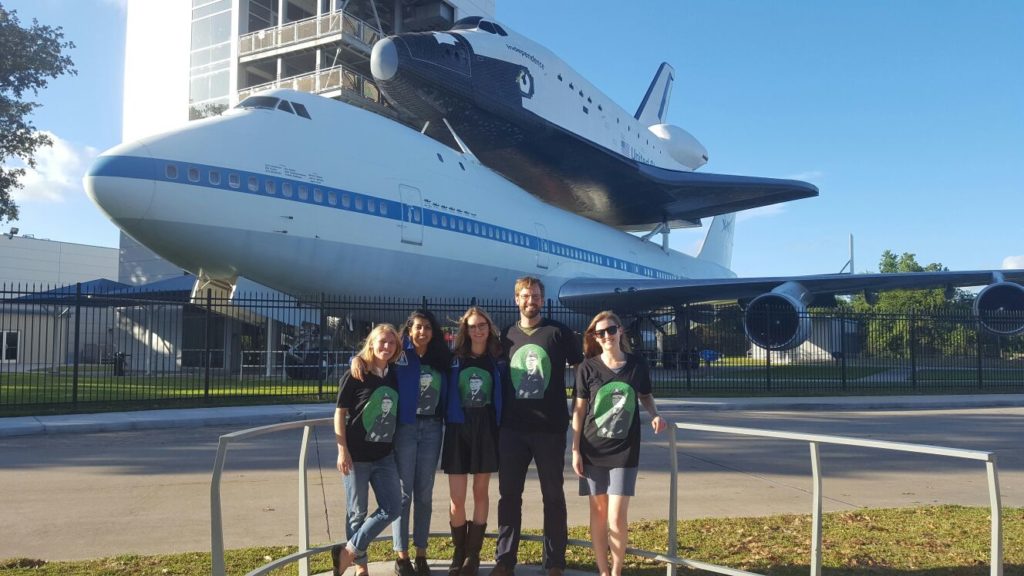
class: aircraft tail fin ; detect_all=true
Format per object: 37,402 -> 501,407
635,62 -> 675,126
697,213 -> 736,270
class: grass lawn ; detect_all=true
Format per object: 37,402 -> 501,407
1,506 -> 1020,575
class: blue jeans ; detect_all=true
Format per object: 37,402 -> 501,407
391,418 -> 444,551
343,454 -> 402,563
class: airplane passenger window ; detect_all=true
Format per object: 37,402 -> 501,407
209,170 -> 221,185
266,180 -> 277,195
248,176 -> 258,192
165,164 -> 178,179
238,96 -> 280,110
228,173 -> 240,189
292,102 -> 311,119
431,214 -> 438,226
458,220 -> 464,231
342,193 -> 351,208
277,100 -> 295,114
298,186 -> 309,200
412,208 -> 420,222
355,196 -> 364,210
188,167 -> 200,182
328,191 -> 337,205
380,201 -> 388,215
313,188 -> 323,203
282,182 -> 293,197
441,215 -> 448,227
367,199 -> 376,212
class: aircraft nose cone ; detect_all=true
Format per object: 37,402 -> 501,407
84,142 -> 156,224
371,36 -> 399,81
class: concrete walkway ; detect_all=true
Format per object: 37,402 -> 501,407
4,393 -> 1024,437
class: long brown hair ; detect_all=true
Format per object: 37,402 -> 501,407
582,310 -> 632,358
453,306 -> 502,359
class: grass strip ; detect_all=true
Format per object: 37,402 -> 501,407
1,506 -> 1021,575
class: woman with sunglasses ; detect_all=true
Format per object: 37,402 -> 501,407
442,306 -> 505,576
570,311 -> 667,576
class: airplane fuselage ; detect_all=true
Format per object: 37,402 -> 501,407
85,90 -> 734,302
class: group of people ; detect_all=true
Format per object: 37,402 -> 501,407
331,277 -> 668,576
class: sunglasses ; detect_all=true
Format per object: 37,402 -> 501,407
594,325 -> 619,338
467,322 -> 490,331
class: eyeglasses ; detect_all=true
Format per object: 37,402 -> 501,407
467,322 -> 490,331
594,325 -> 619,338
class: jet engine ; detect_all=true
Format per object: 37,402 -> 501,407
743,281 -> 812,351
973,280 -> 1024,336
647,124 -> 708,170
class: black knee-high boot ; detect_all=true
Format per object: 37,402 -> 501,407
448,523 -> 468,576
461,522 -> 486,576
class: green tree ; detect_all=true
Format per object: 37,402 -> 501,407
0,5 -> 76,224
849,250 -> 974,359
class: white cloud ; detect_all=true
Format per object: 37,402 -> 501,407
1003,255 -> 1024,269
8,132 -> 99,204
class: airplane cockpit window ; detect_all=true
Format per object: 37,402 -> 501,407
237,96 -> 280,110
452,16 -> 482,30
292,102 -> 311,119
277,100 -> 295,114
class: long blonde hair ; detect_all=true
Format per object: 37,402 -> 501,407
357,323 -> 401,365
583,310 -> 632,358
453,306 -> 502,358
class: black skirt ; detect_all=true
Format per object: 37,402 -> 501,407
442,407 -> 499,474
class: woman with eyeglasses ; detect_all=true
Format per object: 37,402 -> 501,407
441,306 -> 505,576
570,311 -> 667,576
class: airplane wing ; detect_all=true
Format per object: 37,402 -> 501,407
559,269 -> 1024,313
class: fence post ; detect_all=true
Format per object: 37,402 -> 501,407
909,311 -> 917,390
205,289 -> 212,398
682,306 -> 692,392
73,282 -> 82,405
840,311 -> 847,392
318,293 -> 326,396
976,317 -> 984,390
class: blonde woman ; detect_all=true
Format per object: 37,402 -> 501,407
332,324 -> 404,576
570,311 -> 667,576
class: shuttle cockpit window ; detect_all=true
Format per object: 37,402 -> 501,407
452,16 -> 482,30
237,96 -> 280,110
478,20 -> 496,34
492,23 -> 508,36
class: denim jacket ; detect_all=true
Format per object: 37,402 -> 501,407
394,336 -> 447,425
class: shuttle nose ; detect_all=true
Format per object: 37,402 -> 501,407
84,142 -> 156,224
371,36 -> 399,81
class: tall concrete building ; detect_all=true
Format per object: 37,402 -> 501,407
120,0 -> 495,285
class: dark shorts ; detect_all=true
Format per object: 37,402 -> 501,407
578,465 -> 638,496
442,408 -> 499,475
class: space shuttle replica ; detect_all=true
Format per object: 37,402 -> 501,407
85,16 -> 1024,353
370,16 -> 817,231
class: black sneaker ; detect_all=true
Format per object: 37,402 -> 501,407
415,556 -> 431,576
395,558 -> 416,576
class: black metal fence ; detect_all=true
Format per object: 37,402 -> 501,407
1,283 -> 1022,412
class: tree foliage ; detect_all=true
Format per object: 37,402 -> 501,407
0,4 -> 76,224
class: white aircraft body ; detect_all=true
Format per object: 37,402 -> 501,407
86,89 -> 734,307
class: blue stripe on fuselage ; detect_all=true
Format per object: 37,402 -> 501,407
91,155 -> 680,281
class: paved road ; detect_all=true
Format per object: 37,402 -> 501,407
1,399 -> 1022,562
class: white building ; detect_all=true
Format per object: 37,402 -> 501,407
121,0 -> 495,284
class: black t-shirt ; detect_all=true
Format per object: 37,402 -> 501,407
574,353 -> 652,468
457,355 -> 496,410
501,319 -> 583,433
336,368 -> 399,462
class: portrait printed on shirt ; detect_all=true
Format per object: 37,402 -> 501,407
510,344 -> 551,399
362,388 -> 398,443
458,366 -> 493,408
592,383 -> 635,439
417,366 -> 442,415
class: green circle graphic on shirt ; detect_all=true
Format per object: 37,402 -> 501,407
417,366 -> 442,414
593,382 -> 634,439
510,344 -> 551,399
361,387 -> 398,432
459,366 -> 493,406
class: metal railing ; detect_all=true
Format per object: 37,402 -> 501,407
237,65 -> 383,104
239,10 -> 380,58
209,419 -> 1003,576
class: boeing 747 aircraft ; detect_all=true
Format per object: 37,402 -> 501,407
85,89 -> 1024,352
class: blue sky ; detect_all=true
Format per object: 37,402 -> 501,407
5,0 -> 1023,278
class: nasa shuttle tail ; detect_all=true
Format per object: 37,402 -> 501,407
697,214 -> 736,271
635,63 -> 675,126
